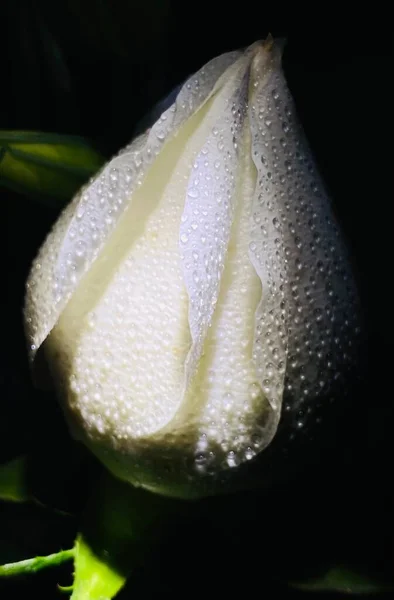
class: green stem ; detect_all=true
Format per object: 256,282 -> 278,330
0,548 -> 74,578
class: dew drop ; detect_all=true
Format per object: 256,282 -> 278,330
188,188 -> 199,199
195,453 -> 207,466
251,434 -> 261,448
155,129 -> 166,141
223,392 -> 233,411
109,168 -> 118,182
226,451 -> 238,467
76,206 -> 85,220
245,447 -> 254,460
249,382 -> 260,400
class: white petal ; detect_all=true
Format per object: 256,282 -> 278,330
179,58 -> 250,389
248,43 -> 360,430
24,49 -> 243,360
43,57 -> 252,449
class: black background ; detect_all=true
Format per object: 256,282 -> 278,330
1,1 -> 393,598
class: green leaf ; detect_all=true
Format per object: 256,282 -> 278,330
0,457 -> 30,503
0,452 -> 76,516
71,535 -> 124,600
0,130 -> 104,208
290,566 -> 394,595
71,470 -> 180,600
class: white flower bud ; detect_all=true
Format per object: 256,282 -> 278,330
24,38 -> 361,498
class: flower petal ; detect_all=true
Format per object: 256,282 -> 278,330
179,58 -> 250,389
248,43 -> 361,435
24,49 -> 243,361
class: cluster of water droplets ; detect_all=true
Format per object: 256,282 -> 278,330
67,220 -> 189,444
24,48 -> 242,358
248,49 -> 361,439
180,67 -> 249,381
183,110 -> 272,475
185,44 -> 361,480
